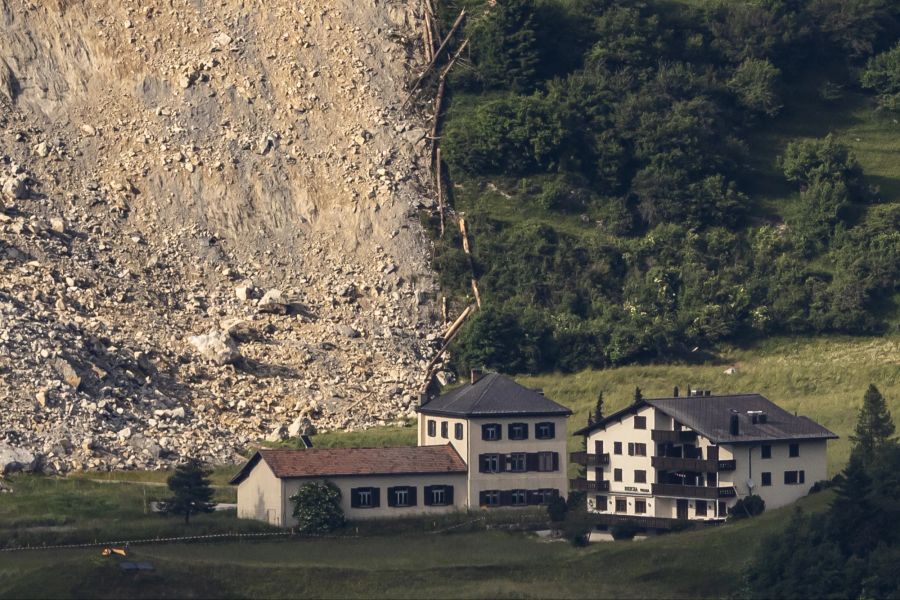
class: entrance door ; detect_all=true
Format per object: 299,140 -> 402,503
676,499 -> 689,520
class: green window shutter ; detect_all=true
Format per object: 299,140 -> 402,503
408,486 -> 418,506
552,452 -> 560,471
479,491 -> 488,506
372,487 -> 381,508
387,487 -> 397,507
423,485 -> 434,506
499,491 -> 513,506
526,453 -> 539,471
548,423 -> 555,438
445,485 -> 454,505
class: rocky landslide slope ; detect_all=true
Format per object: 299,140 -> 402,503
0,0 -> 443,473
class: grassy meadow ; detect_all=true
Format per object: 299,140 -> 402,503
0,490 -> 833,599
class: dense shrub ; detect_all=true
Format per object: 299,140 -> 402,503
861,42 -> 900,110
610,520 -> 641,541
729,495 -> 766,520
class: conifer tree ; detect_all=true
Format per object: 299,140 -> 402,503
594,391 -> 604,422
472,0 -> 540,93
850,384 -> 895,466
160,459 -> 216,524
634,387 -> 643,403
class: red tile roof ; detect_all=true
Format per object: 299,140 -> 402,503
230,444 -> 467,484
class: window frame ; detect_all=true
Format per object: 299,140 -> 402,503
535,422 -> 555,440
482,423 -> 502,441
537,452 -> 558,472
761,472 -> 772,487
480,453 -> 502,473
482,490 -> 501,507
614,441 -> 623,455
635,499 -> 647,514
614,468 -> 623,482
357,488 -> 374,508
595,495 -> 607,512
695,500 -> 707,517
508,423 -> 528,441
784,470 -> 806,485
431,487 -> 446,506
393,488 -> 410,507
789,443 -> 800,458
634,470 -> 647,484
615,498 -> 627,513
427,420 -> 436,437
761,444 -> 772,459
634,415 -> 647,430
440,421 -> 448,439
511,489 -> 528,506
454,423 -> 464,440
634,443 -> 647,457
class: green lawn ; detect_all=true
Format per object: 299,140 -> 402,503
0,491 -> 833,599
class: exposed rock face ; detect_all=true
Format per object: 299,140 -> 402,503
0,0 -> 443,473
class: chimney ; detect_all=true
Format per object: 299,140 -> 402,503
419,393 -> 430,406
673,385 -> 679,398
730,413 -> 740,436
470,368 -> 483,385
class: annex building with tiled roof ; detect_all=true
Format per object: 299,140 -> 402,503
570,390 -> 837,531
232,371 -> 573,526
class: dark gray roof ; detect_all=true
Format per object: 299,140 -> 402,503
575,393 -> 837,443
417,373 -> 572,418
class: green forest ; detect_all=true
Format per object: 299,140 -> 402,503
429,0 -> 900,374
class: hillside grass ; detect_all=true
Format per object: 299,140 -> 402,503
0,490 -> 833,599
517,334 -> 900,474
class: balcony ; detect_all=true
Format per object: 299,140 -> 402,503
570,451 -> 610,467
652,483 -> 737,499
652,456 -> 738,472
570,478 -> 610,492
651,429 -> 698,444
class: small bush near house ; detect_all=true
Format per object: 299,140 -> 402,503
610,520 -> 641,541
729,494 -> 766,520
547,496 -> 568,522
290,480 -> 345,534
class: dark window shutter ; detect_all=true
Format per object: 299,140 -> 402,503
423,485 -> 434,506
372,487 -> 381,508
628,443 -> 635,456
499,491 -> 513,506
387,487 -> 397,507
479,491 -> 488,506
408,486 -> 417,506
445,485 -> 453,505
800,470 -> 805,484
528,490 -> 541,505
350,488 -> 360,508
526,453 -> 539,472
552,452 -> 559,471
522,424 -> 529,440
548,423 -> 555,438
497,454 -> 505,472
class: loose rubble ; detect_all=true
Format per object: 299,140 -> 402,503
0,0 -> 445,474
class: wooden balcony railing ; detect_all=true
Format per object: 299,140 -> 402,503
570,478 -> 611,492
570,451 -> 610,467
652,456 -> 738,472
652,483 -> 737,499
650,429 -> 699,443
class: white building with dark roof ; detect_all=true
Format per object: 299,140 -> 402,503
232,371 -> 573,525
417,370 -> 573,508
572,391 -> 838,531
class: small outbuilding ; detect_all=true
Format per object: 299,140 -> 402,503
231,444 -> 468,526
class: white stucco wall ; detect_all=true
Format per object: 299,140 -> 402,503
586,405 -> 655,512
467,416 -> 569,507
723,439 -> 827,510
236,459 -> 284,526
419,414 -> 470,464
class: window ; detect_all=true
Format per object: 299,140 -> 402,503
634,470 -> 647,484
537,452 -> 559,472
761,444 -> 772,459
759,472 -> 771,486
595,495 -> 607,512
614,468 -> 623,482
784,470 -> 805,485
480,490 -> 501,507
479,454 -> 502,473
707,472 -> 718,487
482,424 -> 501,441
615,498 -> 627,513
634,416 -> 647,429
614,441 -> 623,455
530,489 -> 557,505
511,490 -> 528,506
387,486 -> 416,508
696,501 -> 707,517
634,443 -> 647,457
427,420 -> 436,437
509,453 -> 527,472
508,423 -> 528,440
440,421 -> 448,439
535,422 -> 555,439
789,443 -> 800,458
424,485 -> 453,506
628,442 -> 635,456
454,423 -> 464,440
635,499 -> 647,514
351,487 -> 380,508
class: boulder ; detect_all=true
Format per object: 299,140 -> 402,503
0,443 -> 37,474
257,289 -> 289,314
287,416 -> 315,438
54,358 -> 82,390
188,330 -> 241,365
1,174 -> 28,200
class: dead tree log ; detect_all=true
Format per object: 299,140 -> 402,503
403,9 -> 466,107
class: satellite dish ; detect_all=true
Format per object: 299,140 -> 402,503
747,479 -> 755,489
